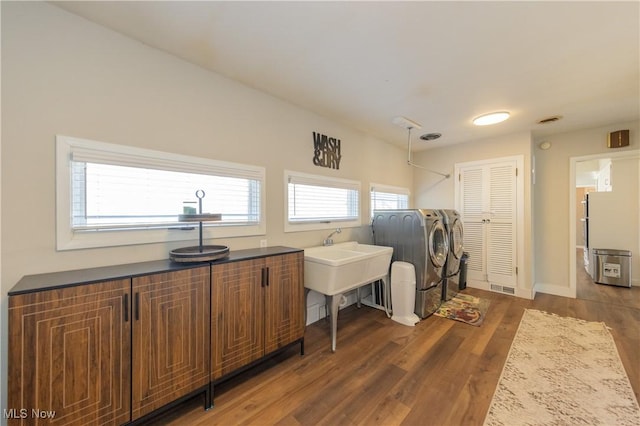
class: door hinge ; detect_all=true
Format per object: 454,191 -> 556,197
515,266 -> 518,275
459,173 -> 461,181
515,168 -> 518,177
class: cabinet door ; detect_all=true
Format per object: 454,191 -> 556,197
132,266 -> 210,420
211,259 -> 264,380
8,279 -> 131,426
264,252 -> 305,354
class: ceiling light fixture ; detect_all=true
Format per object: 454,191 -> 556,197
473,111 -> 510,126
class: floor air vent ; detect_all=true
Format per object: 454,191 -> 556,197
490,284 -> 515,295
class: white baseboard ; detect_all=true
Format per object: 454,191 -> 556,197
466,279 -> 535,300
534,282 -> 576,299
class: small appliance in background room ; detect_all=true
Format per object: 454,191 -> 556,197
372,209 -> 449,318
592,248 -> 632,287
439,209 -> 465,301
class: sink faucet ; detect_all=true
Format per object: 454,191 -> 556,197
323,228 -> 342,246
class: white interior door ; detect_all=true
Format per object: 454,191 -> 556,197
457,158 -> 518,288
459,167 -> 486,282
486,163 -> 517,286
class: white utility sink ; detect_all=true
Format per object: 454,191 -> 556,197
304,241 -> 393,352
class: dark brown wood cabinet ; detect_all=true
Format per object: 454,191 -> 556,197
131,267 -> 210,420
263,253 -> 305,354
8,279 -> 132,426
211,258 -> 265,379
211,252 -> 304,380
7,247 -> 303,425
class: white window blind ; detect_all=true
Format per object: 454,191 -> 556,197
285,170 -> 360,231
72,163 -> 260,229
370,184 -> 410,216
57,135 -> 265,250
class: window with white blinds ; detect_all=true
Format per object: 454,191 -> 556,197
285,170 -> 360,232
57,135 -> 265,250
370,183 -> 410,217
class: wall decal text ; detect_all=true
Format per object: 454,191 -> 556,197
312,132 -> 341,170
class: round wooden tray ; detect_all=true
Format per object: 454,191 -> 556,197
169,245 -> 230,263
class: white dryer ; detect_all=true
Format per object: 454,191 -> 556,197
372,209 -> 449,318
439,209 -> 465,301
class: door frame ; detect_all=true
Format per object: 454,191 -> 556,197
454,154 -> 525,296
568,149 -> 640,297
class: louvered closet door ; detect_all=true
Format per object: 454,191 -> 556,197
458,159 -> 517,287
487,163 -> 517,286
460,167 -> 486,282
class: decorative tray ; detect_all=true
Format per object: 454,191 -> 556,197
169,245 -> 230,263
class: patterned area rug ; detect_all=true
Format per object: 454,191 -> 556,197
434,293 -> 490,326
484,309 -> 640,426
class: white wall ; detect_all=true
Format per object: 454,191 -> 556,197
534,120 -> 639,296
411,131 -> 534,293
0,2 -> 412,417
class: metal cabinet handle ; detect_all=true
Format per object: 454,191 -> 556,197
261,267 -> 270,287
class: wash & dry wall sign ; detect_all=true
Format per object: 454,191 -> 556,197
312,132 -> 342,170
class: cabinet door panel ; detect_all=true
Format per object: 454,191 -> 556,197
8,280 -> 131,426
211,259 -> 264,380
132,266 -> 210,420
264,252 -> 305,354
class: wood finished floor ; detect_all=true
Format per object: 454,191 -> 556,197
150,280 -> 640,426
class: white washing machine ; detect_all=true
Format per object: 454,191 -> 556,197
372,209 -> 449,318
440,209 -> 465,301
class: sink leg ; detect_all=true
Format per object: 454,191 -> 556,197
382,275 -> 391,318
327,294 -> 342,352
304,288 -> 311,326
356,287 -> 361,308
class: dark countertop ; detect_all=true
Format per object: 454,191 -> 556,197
9,246 -> 303,296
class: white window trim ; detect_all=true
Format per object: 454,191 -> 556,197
56,135 -> 266,251
369,182 -> 411,217
284,170 -> 361,232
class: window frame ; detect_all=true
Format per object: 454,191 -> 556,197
56,135 -> 266,251
370,183 -> 411,218
284,170 -> 361,232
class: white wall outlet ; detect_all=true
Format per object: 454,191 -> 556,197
260,239 -> 267,248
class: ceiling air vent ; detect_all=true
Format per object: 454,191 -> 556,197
420,133 -> 442,141
537,115 -> 562,124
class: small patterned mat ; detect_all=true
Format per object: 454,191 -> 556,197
434,293 -> 490,326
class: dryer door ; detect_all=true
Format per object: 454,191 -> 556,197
428,219 -> 449,268
450,218 -> 464,260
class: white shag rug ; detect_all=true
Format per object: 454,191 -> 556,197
484,309 -> 640,426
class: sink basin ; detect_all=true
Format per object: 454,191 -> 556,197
304,241 -> 393,296
304,241 -> 393,352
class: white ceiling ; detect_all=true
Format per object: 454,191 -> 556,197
52,1 -> 640,151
